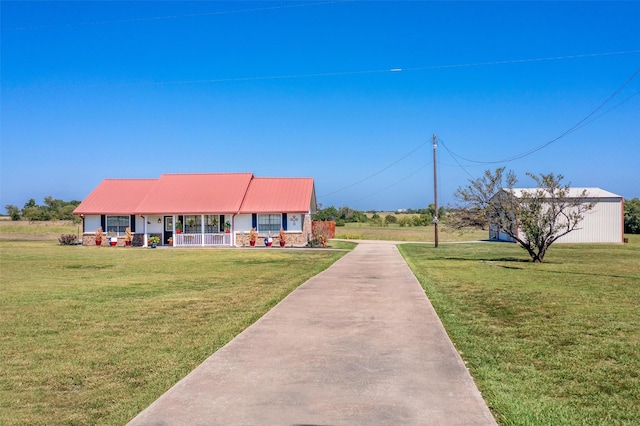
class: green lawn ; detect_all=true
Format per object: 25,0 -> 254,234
336,221 -> 487,242
0,237 -> 352,425
2,220 -> 638,424
399,236 -> 640,425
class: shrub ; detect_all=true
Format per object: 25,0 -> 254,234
398,217 -> 412,227
58,234 -> 78,245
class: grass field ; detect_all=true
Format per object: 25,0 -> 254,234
0,222 -> 353,425
2,220 -> 638,424
335,221 -> 487,242
399,236 -> 640,425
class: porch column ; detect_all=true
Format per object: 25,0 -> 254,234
143,216 -> 148,247
201,214 -> 205,247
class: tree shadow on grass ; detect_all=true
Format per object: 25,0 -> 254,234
442,256 -> 531,263
441,257 -> 637,279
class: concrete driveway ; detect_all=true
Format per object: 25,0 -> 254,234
128,240 -> 496,425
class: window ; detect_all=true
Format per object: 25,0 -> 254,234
258,214 -> 281,234
184,215 -> 201,233
204,215 -> 218,233
106,215 -> 130,236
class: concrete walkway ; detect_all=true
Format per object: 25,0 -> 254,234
128,240 -> 496,425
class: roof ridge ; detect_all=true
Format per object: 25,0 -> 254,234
160,172 -> 253,176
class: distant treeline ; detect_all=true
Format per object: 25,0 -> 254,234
625,198 -> 640,234
5,197 -> 81,222
312,205 -> 448,227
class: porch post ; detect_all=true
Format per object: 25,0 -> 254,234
201,214 -> 205,246
143,216 -> 148,247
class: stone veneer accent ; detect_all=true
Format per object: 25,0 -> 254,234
82,233 -> 144,247
236,214 -> 314,247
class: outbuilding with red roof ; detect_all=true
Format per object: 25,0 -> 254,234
73,173 -> 317,247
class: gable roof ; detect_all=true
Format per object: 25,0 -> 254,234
136,173 -> 253,214
240,178 -> 316,213
74,173 -> 316,215
73,179 -> 157,215
509,187 -> 622,199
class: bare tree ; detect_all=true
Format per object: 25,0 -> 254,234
453,168 -> 596,262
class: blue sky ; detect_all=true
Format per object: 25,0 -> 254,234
2,1 -> 639,212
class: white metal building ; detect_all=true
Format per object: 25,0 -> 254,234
490,187 -> 624,244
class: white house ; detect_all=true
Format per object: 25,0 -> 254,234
73,173 -> 317,247
490,187 -> 624,244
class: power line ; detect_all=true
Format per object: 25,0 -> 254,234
318,140 -> 429,198
443,66 -> 640,165
402,51 -> 640,72
66,50 -> 640,88
438,138 -> 476,179
350,164 -> 429,203
4,1 -> 351,31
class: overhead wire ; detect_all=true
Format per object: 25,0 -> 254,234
318,140 -> 429,197
443,66 -> 640,165
79,50 -> 640,88
4,1 -> 352,31
350,164 -> 430,203
438,138 -> 476,179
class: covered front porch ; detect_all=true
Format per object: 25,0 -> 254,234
149,214 -> 233,247
172,232 -> 232,246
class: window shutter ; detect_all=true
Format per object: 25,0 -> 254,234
220,215 -> 225,232
100,215 -> 106,231
282,213 -> 288,231
130,215 -> 136,232
252,214 -> 257,229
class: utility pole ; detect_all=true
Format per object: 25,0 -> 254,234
433,133 -> 439,248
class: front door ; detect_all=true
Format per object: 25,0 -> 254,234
163,216 -> 173,245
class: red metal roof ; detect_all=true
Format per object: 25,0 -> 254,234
135,173 -> 254,214
240,178 -> 316,213
73,179 -> 157,215
74,173 -> 316,215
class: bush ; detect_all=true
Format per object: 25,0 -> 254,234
58,234 -> 78,245
398,217 -> 412,227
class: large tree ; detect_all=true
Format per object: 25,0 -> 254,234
624,197 -> 640,234
452,168 -> 595,263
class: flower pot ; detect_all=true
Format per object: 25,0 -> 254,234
250,240 -> 256,246
96,240 -> 102,246
151,243 -> 157,248
280,241 -> 286,247
176,230 -> 182,234
125,240 -> 131,247
225,229 -> 230,234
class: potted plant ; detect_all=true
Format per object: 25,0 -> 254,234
175,221 -> 183,234
279,228 -> 286,247
249,227 -> 257,246
209,217 -> 218,232
124,227 -> 132,247
148,236 -> 160,248
108,231 -> 118,246
224,221 -> 231,233
168,236 -> 173,246
95,227 -> 104,246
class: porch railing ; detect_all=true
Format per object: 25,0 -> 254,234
174,233 -> 231,246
